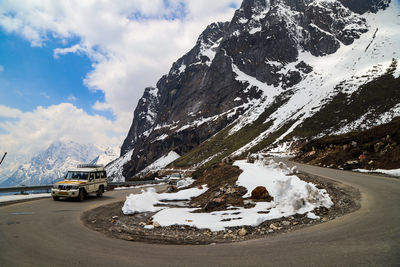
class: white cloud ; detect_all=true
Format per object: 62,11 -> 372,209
0,0 -> 241,163
0,103 -> 124,159
0,105 -> 23,118
67,94 -> 78,102
0,0 -> 241,130
0,65 -> 4,72
53,44 -> 86,59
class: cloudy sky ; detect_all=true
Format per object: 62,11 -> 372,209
0,0 -> 242,165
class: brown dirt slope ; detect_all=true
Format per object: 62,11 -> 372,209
295,117 -> 400,170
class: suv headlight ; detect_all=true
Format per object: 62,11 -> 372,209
52,184 -> 58,189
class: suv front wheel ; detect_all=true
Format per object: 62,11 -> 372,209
78,188 -> 86,202
97,186 -> 104,197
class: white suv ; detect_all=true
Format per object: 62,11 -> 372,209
51,164 -> 108,201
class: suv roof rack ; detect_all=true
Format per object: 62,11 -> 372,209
77,164 -> 104,168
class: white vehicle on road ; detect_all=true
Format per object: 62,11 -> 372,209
168,173 -> 183,185
51,164 -> 108,201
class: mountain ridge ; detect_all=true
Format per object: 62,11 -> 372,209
113,0 -> 399,180
1,141 -> 103,187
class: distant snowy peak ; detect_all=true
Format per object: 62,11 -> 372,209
1,141 -> 101,186
91,146 -> 119,166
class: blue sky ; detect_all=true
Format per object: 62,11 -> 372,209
0,0 -> 240,122
0,31 -> 113,119
0,0 -> 241,167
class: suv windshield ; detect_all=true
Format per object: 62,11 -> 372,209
65,171 -> 89,180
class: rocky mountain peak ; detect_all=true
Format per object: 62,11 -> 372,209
338,0 -> 391,14
116,0 -> 398,179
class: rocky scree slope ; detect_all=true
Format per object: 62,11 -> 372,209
115,0 -> 398,179
295,117 -> 400,170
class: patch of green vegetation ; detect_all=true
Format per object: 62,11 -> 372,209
286,58 -> 400,139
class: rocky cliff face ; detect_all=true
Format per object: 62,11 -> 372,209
117,0 -> 397,179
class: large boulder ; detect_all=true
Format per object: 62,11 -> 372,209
251,186 -> 273,201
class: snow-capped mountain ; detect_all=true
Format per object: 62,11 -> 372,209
90,146 -> 119,166
0,141 -> 101,187
116,0 -> 399,178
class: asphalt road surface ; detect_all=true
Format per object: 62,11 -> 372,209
1,162 -> 399,266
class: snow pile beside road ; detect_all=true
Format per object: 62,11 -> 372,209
0,193 -> 51,203
235,160 -> 333,215
122,186 -> 208,215
151,159 -> 333,231
122,188 -> 162,214
354,168 -> 400,177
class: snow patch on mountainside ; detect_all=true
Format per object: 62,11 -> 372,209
106,149 -> 134,182
231,2 -> 400,156
138,151 -> 180,176
91,147 -> 119,166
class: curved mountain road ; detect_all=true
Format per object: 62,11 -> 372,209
1,162 -> 399,266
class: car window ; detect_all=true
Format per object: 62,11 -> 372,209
97,171 -> 105,179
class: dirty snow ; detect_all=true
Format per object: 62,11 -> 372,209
138,151 -> 180,176
177,178 -> 195,188
354,168 -> 400,177
105,149 -> 134,182
113,184 -> 165,191
122,186 -> 208,215
0,193 -> 51,203
125,159 -> 333,231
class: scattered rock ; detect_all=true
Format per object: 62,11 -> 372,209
112,216 -> 119,220
359,153 -> 367,162
269,224 -> 282,230
167,186 -> 178,193
204,196 -> 226,211
238,228 -> 247,237
214,191 -> 222,198
153,221 -> 161,228
221,157 -> 233,164
282,221 -> 291,226
243,199 -> 256,208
